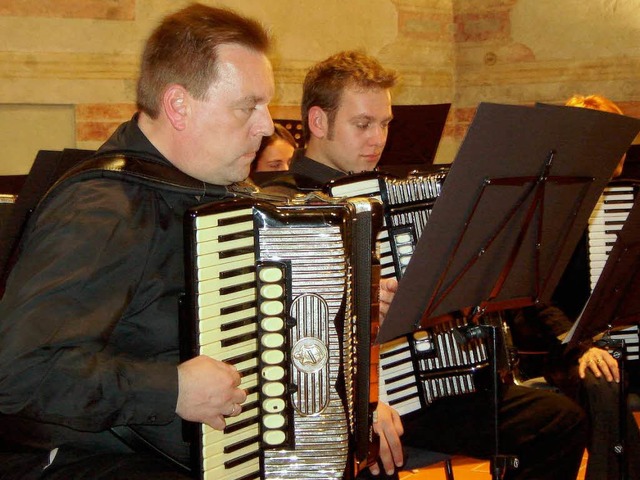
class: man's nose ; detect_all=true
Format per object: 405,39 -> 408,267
257,108 -> 274,137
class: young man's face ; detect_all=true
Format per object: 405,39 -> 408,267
315,87 -> 393,174
177,44 -> 275,185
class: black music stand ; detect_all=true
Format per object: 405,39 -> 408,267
377,103 -> 450,176
564,193 -> 640,480
379,102 -> 640,479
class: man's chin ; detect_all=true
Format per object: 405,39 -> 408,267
359,157 -> 381,173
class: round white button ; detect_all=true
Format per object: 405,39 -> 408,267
259,267 -> 283,283
263,429 -> 286,446
262,365 -> 285,381
263,397 -> 285,413
262,381 -> 285,397
261,300 -> 284,316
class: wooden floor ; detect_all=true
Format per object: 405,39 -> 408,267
398,412 -> 640,480
398,454 -> 588,480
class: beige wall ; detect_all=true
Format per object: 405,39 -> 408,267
0,0 -> 639,173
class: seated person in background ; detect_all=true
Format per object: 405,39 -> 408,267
509,94 -> 640,480
251,123 -> 297,173
270,48 -> 588,480
508,303 -> 640,480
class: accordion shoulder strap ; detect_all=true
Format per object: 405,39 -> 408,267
44,151 -> 232,200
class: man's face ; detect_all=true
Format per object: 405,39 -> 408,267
315,87 -> 392,174
178,44 -> 275,184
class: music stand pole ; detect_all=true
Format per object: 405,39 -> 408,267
460,320 -> 519,479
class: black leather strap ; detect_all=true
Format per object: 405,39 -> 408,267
45,152 -> 232,200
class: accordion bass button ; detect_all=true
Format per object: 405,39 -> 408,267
262,365 -> 285,381
395,233 -> 412,244
263,429 -> 286,446
259,267 -> 283,283
261,349 -> 285,365
261,316 -> 284,332
261,300 -> 284,316
262,381 -> 285,397
262,333 -> 285,348
263,397 -> 286,413
398,245 -> 413,255
262,413 -> 286,429
260,284 -> 284,299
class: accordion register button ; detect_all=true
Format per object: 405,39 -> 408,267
413,330 -> 428,341
262,365 -> 285,381
398,245 -> 413,254
262,381 -> 285,397
261,300 -> 284,316
260,284 -> 283,299
263,397 -> 285,412
263,429 -> 286,446
262,413 -> 285,429
259,267 -> 283,283
400,256 -> 411,266
261,316 -> 284,331
396,233 -> 411,244
261,333 -> 284,348
261,349 -> 285,365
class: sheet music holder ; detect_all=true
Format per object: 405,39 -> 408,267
378,103 -> 451,170
379,102 -> 640,344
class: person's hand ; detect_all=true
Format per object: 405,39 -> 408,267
176,355 -> 247,430
578,347 -> 620,383
369,401 -> 404,476
379,278 -> 398,325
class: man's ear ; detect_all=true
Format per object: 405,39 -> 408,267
162,85 -> 188,131
307,106 -> 329,139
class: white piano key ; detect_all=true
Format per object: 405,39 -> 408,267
196,219 -> 254,243
197,253 -> 255,281
195,207 -> 253,229
196,236 -> 255,257
198,272 -> 256,295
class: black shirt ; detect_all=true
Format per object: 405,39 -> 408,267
0,116 -> 223,463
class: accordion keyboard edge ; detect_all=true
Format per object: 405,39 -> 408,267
328,171 -> 491,417
588,180 -> 640,362
183,194 -> 382,480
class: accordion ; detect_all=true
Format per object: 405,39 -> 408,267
587,179 -> 640,362
327,170 -> 494,416
182,192 -> 383,479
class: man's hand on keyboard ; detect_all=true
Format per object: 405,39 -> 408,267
176,355 -> 247,430
370,401 -> 404,476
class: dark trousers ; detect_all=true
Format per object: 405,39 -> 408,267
0,450 -> 191,480
402,383 -> 587,480
569,371 -> 640,480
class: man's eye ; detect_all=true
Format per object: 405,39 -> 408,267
357,123 -> 371,130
